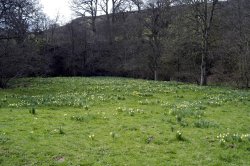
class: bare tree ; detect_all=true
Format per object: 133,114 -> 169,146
99,0 -> 112,43
131,0 -> 144,12
234,0 -> 250,88
0,0 -> 44,88
182,0 -> 218,85
111,0 -> 125,23
224,0 -> 250,88
144,0 -> 172,80
71,0 -> 98,35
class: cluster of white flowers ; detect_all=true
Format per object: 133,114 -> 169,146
5,91 -> 115,108
89,134 -> 95,140
217,133 -> 250,145
176,130 -> 182,136
237,133 -> 250,140
217,133 -> 229,144
217,133 -> 229,139
176,130 -> 183,141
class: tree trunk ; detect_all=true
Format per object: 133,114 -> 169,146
106,14 -> 112,44
244,41 -> 249,88
92,17 -> 96,34
0,78 -> 7,88
200,0 -> 208,86
200,31 -> 208,86
154,70 -> 158,81
200,55 -> 207,86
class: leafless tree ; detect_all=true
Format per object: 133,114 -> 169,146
223,0 -> 250,88
111,0 -> 125,23
0,0 -> 44,88
99,0 -> 112,43
131,0 -> 144,12
71,0 -> 98,35
182,0 -> 218,85
144,0 -> 172,80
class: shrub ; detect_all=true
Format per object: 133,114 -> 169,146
176,131 -> 184,141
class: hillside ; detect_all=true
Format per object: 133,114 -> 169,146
0,77 -> 249,165
39,0 -> 250,86
1,0 -> 250,88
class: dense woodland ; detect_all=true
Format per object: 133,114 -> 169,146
0,0 -> 249,88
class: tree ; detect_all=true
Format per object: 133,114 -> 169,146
223,0 -> 250,88
131,0 -> 144,12
99,0 -> 112,43
182,0 -> 218,85
71,0 -> 98,37
0,0 -> 44,88
111,0 -> 125,23
144,0 -> 172,80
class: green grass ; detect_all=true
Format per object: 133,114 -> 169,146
0,77 -> 249,165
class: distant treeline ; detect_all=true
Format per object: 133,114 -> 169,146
0,0 -> 249,88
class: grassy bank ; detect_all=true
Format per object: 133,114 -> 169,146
0,77 -> 249,165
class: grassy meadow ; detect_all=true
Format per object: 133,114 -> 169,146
0,77 -> 249,165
